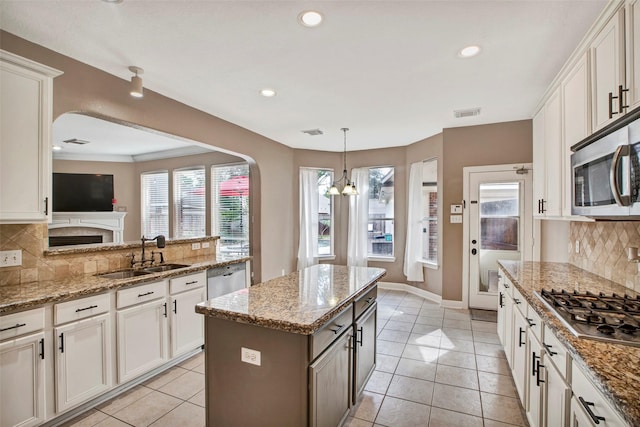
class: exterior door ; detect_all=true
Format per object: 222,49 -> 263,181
465,166 -> 533,309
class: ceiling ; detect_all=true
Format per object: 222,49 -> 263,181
0,0 -> 608,152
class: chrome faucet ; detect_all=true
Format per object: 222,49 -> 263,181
140,235 -> 166,266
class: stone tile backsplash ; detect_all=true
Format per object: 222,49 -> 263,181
569,221 -> 640,293
0,223 -> 216,287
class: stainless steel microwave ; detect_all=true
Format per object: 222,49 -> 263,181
571,109 -> 640,218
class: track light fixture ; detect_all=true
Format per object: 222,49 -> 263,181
128,66 -> 144,98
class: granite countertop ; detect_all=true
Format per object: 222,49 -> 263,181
195,264 -> 386,335
498,260 -> 640,427
0,254 -> 250,314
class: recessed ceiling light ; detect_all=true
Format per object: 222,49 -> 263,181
298,11 -> 323,27
260,88 -> 276,97
458,45 -> 481,58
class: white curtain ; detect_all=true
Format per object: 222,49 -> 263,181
297,168 -> 319,270
404,162 -> 424,281
347,168 -> 370,267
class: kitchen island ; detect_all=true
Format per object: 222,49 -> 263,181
195,264 -> 386,427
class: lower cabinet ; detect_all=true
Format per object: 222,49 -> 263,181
169,283 -> 206,358
54,313 -> 112,412
511,295 -> 529,401
309,329 -> 353,427
0,330 -> 46,427
544,353 -> 570,427
353,302 -> 377,400
526,329 -> 544,427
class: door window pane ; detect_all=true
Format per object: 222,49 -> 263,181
174,167 -> 206,238
479,183 -> 519,251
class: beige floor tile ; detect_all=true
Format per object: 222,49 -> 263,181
378,329 -> 410,343
350,391 -> 384,422
388,312 -> 418,323
143,365 -> 189,390
112,390 -> 182,427
188,389 -> 206,407
384,320 -> 414,332
412,323 -> 443,336
396,306 -> 420,315
375,396 -> 431,427
92,417 -> 131,427
428,407 -> 484,427
386,375 -> 434,405
431,383 -> 482,417
444,309 -> 471,320
158,371 -> 205,400
97,385 -> 153,415
436,349 -> 477,370
443,319 -> 472,330
483,419 -> 523,427
178,351 -> 204,370
149,401 -> 205,427
343,417 -> 374,427
375,354 -> 400,373
478,371 -> 518,397
415,316 -> 444,327
481,392 -> 526,426
408,332 -> 441,348
441,327 -> 474,341
61,409 -> 108,427
364,370 -> 393,394
435,364 -> 479,390
472,331 -> 501,345
399,298 -> 423,308
402,344 -> 440,363
395,357 -> 437,381
376,339 -> 406,357
475,354 -> 511,375
475,342 -> 507,359
192,362 -> 205,374
439,337 -> 475,354
418,310 -> 445,319
471,320 -> 498,333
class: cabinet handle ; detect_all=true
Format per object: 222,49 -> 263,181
609,91 -> 619,119
499,292 -> 504,308
330,324 -> 345,334
0,322 -> 26,332
543,343 -> 557,356
39,338 -> 45,360
138,291 -> 154,297
223,273 -> 233,277
186,280 -> 199,285
356,327 -> 364,346
579,396 -> 606,424
44,197 -> 49,216
526,317 -> 536,327
540,199 -> 546,213
513,298 -> 521,305
173,300 -> 177,314
163,302 -> 167,318
537,199 -> 541,214
75,304 -> 98,313
59,333 -> 64,353
518,327 -> 525,347
535,360 -> 545,387
532,351 -> 540,376
365,297 -> 374,304
618,85 -> 629,113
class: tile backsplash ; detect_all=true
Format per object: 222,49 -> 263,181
569,221 -> 640,293
0,223 -> 216,287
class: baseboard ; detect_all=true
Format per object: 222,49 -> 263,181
378,282 -> 442,304
441,299 -> 465,309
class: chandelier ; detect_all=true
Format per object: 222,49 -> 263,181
328,128 -> 358,196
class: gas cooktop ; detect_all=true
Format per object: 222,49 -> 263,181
535,289 -> 640,347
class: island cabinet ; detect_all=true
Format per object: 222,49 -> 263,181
196,264 -> 386,427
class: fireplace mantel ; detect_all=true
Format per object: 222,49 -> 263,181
49,212 -> 127,244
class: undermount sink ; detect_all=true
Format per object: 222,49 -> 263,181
96,269 -> 151,279
141,263 -> 190,273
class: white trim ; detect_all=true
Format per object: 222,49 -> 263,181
378,282 -> 441,305
419,260 -> 439,270
441,299 -> 465,309
368,256 -> 396,263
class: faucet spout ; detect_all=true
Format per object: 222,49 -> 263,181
140,235 -> 166,265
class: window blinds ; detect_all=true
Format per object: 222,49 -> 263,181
141,171 -> 169,237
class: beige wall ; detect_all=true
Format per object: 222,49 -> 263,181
441,120 -> 533,301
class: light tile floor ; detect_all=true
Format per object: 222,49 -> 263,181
63,288 -> 528,427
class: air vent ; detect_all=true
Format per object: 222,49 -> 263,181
454,108 -> 481,119
63,138 -> 91,145
301,129 -> 323,136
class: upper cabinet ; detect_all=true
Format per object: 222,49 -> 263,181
627,0 -> 640,110
0,50 -> 62,224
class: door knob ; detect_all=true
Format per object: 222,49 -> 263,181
471,248 -> 477,255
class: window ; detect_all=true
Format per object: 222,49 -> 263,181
141,171 -> 169,238
479,183 -> 519,251
367,167 -> 394,257
317,169 -> 334,256
211,164 -> 250,256
174,167 -> 206,239
421,158 -> 438,264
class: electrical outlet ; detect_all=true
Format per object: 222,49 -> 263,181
575,240 -> 580,254
192,242 -> 201,250
0,250 -> 22,267
202,242 -> 210,248
241,347 -> 261,366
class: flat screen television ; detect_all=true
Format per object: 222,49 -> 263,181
53,173 -> 114,212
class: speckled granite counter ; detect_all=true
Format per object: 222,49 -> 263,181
0,254 -> 250,314
498,260 -> 640,427
195,264 -> 386,334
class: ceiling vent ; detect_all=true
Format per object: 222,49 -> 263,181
301,129 -> 323,136
63,138 -> 91,145
454,108 -> 481,119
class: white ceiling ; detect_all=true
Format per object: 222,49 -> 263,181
0,0 -> 608,152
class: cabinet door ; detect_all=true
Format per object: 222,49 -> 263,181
309,331 -> 352,427
627,0 -> 640,110
511,306 -> 529,404
544,88 -> 563,217
532,107 -> 546,219
526,331 -> 544,427
544,356 -> 570,427
117,300 -> 168,383
0,332 -> 45,427
170,287 -> 206,358
591,9 -> 626,131
502,280 -> 515,367
353,303 -> 376,401
562,52 -> 591,217
55,313 -> 112,412
0,53 -> 59,223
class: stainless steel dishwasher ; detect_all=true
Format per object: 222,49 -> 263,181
207,262 -> 247,299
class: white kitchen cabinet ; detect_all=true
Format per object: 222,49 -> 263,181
497,275 -> 514,366
0,331 -> 46,427
54,313 -> 112,412
353,302 -> 376,399
169,286 -> 206,358
0,50 -> 61,224
526,329 -> 544,427
591,7 -> 626,131
511,303 -> 529,403
544,353 -> 570,427
627,0 -> 640,110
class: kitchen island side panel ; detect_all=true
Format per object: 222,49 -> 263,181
204,316 -> 309,427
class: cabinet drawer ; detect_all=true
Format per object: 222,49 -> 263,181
170,271 -> 206,295
310,306 -> 353,361
511,286 -> 527,316
54,293 -> 110,325
0,307 -> 45,340
543,325 -> 570,380
500,275 -> 514,297
572,360 -> 627,426
117,281 -> 167,309
525,305 -> 543,342
354,285 -> 377,320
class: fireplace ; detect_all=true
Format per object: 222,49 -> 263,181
48,212 -> 127,246
49,235 -> 103,247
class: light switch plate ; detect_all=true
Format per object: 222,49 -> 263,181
450,204 -> 463,214
241,347 -> 261,366
450,215 -> 463,224
191,242 -> 201,250
0,250 -> 22,267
